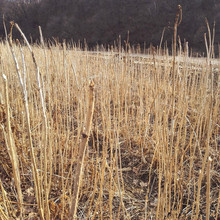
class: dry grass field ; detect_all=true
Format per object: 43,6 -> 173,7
0,27 -> 219,219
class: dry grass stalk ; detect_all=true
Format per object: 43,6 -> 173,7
69,81 -> 95,219
0,179 -> 11,219
206,157 -> 211,220
1,74 -> 23,215
14,23 -> 47,122
15,23 -> 51,219
7,22 -> 44,218
169,4 -> 182,214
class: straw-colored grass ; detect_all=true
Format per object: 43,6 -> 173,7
0,27 -> 219,219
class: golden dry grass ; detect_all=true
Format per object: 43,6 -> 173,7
0,39 -> 219,220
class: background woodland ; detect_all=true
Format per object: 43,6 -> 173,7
0,0 -> 219,52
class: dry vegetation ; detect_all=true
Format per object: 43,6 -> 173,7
0,25 -> 220,219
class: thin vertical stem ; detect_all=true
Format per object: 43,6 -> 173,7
69,81 -> 95,219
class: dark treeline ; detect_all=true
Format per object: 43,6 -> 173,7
0,0 -> 219,53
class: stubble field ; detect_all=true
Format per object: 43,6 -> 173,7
0,40 -> 219,219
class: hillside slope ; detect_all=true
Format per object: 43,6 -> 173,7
0,0 -> 219,53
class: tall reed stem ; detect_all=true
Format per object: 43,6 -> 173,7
69,81 -> 95,219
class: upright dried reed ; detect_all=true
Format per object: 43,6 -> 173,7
69,81 -> 95,219
7,22 -> 44,218
170,4 -> 182,214
206,157 -> 211,220
1,74 -> 23,215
